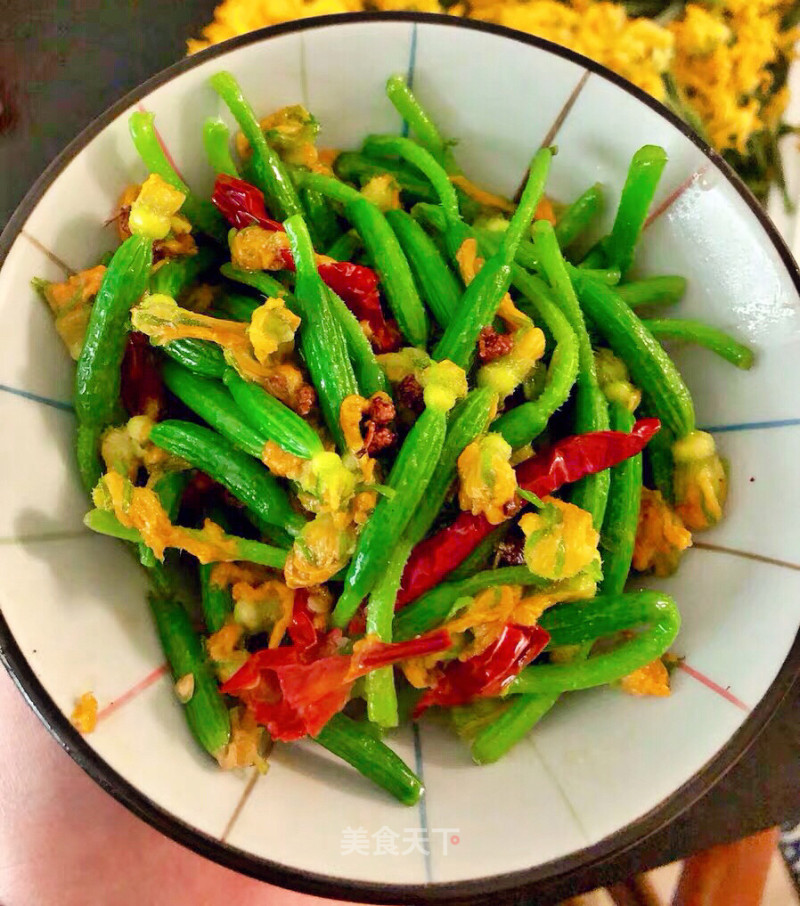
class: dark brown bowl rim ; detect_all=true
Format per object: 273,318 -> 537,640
1,11 -> 799,904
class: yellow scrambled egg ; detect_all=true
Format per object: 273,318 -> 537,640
457,433 -> 518,525
519,497 -> 600,580
633,487 -> 693,577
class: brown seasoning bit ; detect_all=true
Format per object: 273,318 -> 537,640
478,326 -> 514,363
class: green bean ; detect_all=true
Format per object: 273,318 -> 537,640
162,360 -> 265,459
511,591 -> 680,694
615,276 -> 687,309
215,292 -> 261,322
223,367 -> 324,459
401,386 -> 496,547
384,208 -> 462,328
334,151 -> 438,203
148,592 -> 231,757
76,423 -> 104,495
362,135 -> 460,224
447,524 -> 507,582
345,198 -> 429,347
393,566 -> 547,641
385,75 -> 456,172
84,508 -> 288,568
601,144 -> 668,276
642,318 -> 754,369
599,404 -> 642,596
199,562 -> 233,634
470,640 -> 592,764
149,420 -> 305,536
554,183 -> 604,250
531,221 -> 610,528
161,338 -> 226,379
209,72 -> 302,220
644,417 -> 676,502
433,149 -> 552,368
138,469 -> 191,567
300,186 -> 342,250
284,214 -> 358,448
314,712 -> 422,805
324,288 -> 390,397
219,264 -> 295,308
292,170 -> 429,347
365,542 -> 410,728
198,508 -> 234,633
325,230 -> 363,262
128,111 -> 227,243
75,234 -> 153,429
149,246 -> 218,297
492,265 -> 579,448
573,275 -> 695,438
471,691 -> 559,764
332,402 -> 451,628
203,118 -> 239,178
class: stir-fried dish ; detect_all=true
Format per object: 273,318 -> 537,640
35,72 -> 753,805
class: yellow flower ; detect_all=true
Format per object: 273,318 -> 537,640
519,497 -> 599,581
128,174 -> 186,241
672,430 -> 728,531
457,433 -> 518,525
248,297 -> 300,365
633,487 -> 692,577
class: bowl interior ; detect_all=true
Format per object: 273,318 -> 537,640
1,14 -> 800,898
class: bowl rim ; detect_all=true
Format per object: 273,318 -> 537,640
1,11 -> 799,904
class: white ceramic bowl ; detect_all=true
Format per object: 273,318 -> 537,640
1,13 -> 799,902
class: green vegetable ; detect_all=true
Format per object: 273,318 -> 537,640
74,235 -> 153,491
531,221 -> 610,528
314,712 -> 423,805
128,111 -> 227,242
511,591 -> 680,694
615,276 -> 687,309
149,246 -> 218,297
324,288 -> 390,397
223,367 -> 324,459
161,360 -> 266,459
202,118 -> 239,178
84,508 -> 288,569
385,208 -> 462,328
598,404 -> 642,596
148,592 -> 231,757
573,275 -> 695,438
492,265 -> 579,448
365,542 -> 410,728
554,183 -> 604,251
642,318 -> 754,369
149,420 -> 305,537
433,149 -> 552,368
394,566 -> 547,641
161,338 -> 226,379
284,214 -> 359,448
209,72 -> 302,220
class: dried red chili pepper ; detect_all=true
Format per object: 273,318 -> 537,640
396,418 -> 661,608
212,175 -> 400,351
120,331 -> 164,420
222,618 -> 451,741
413,623 -> 550,716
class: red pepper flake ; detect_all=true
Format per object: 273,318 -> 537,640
396,418 -> 661,608
211,175 -> 401,352
413,623 -> 550,715
396,374 -> 425,415
120,331 -> 164,420
478,326 -> 514,363
222,623 -> 452,742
